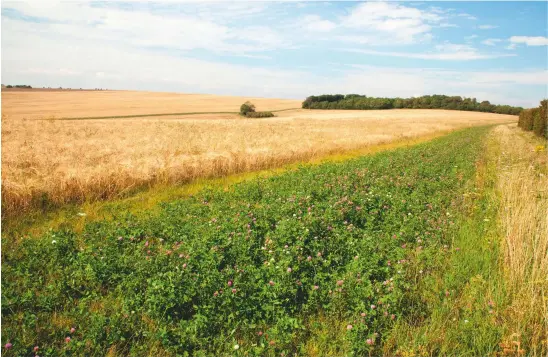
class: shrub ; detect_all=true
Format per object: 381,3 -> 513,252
246,111 -> 274,118
240,101 -> 256,116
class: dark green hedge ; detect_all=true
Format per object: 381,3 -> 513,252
246,111 -> 275,118
518,100 -> 547,139
302,94 -> 523,115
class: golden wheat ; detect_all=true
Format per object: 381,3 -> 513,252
1,91 -> 516,216
493,124 -> 548,354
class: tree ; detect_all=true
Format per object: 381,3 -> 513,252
240,101 -> 256,116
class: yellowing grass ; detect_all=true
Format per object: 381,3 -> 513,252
1,90 -> 516,218
493,124 -> 548,353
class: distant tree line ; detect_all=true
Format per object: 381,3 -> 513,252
302,94 -> 523,115
518,100 -> 547,139
5,85 -> 32,89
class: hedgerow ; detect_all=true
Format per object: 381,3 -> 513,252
1,127 -> 489,356
518,100 -> 547,138
245,111 -> 274,118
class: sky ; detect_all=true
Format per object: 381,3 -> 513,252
2,1 -> 547,107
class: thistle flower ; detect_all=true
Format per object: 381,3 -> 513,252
4,342 -> 12,349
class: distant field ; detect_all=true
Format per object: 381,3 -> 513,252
1,90 -> 302,120
2,93 -> 516,216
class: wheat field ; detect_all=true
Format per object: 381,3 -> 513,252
1,90 -> 302,120
1,90 -> 516,216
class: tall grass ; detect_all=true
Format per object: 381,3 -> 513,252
494,125 -> 548,354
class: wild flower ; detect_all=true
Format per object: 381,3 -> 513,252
347,324 -> 353,330
4,342 -> 12,349
366,338 -> 374,345
65,337 -> 71,343
70,327 -> 76,333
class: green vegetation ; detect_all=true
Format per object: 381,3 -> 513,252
4,85 -> 32,89
2,127 -> 492,356
245,111 -> 275,118
302,94 -> 523,115
240,101 -> 256,116
518,99 -> 547,138
385,130 -> 504,356
240,101 -> 275,118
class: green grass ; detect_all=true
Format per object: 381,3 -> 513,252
1,127 -> 495,356
384,131 -> 505,356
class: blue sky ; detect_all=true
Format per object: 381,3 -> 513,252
2,1 -> 547,107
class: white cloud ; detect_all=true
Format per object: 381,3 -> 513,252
341,2 -> 443,44
1,2 -> 288,56
482,38 -> 502,46
478,25 -> 498,30
301,15 -> 336,32
342,43 -> 516,61
509,36 -> 548,46
439,23 -> 458,28
457,13 -> 477,20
